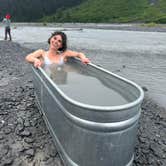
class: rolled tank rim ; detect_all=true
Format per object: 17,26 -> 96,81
38,65 -> 144,111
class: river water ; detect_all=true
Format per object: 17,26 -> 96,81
0,25 -> 165,108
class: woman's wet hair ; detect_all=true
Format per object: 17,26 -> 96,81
48,31 -> 67,52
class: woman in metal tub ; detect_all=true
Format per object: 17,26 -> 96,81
25,31 -> 90,68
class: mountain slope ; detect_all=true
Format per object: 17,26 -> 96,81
41,0 -> 166,23
0,0 -> 83,21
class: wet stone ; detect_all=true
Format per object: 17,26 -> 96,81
15,128 -> 24,136
0,111 -> 8,115
142,148 -> 150,154
150,142 -> 165,158
122,65 -> 126,68
1,158 -> 14,166
157,121 -> 166,128
28,97 -> 34,101
142,86 -> 148,92
24,120 -> 31,127
17,117 -> 24,125
15,144 -> 26,153
13,120 -> 19,125
42,158 -> 55,166
16,124 -> 25,132
17,105 -> 26,111
35,141 -> 45,149
42,153 -> 50,162
25,148 -> 35,157
30,120 -> 38,127
19,130 -> 31,137
43,144 -> 58,158
7,104 -> 13,109
139,136 -> 147,143
148,155 -> 155,164
0,145 -> 9,158
26,102 -> 34,108
52,156 -> 63,166
49,147 -> 57,158
3,127 -> 12,135
0,123 -> 4,129
24,138 -> 35,144
0,135 -> 4,140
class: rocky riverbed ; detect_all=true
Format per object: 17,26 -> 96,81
0,41 -> 62,166
0,39 -> 165,166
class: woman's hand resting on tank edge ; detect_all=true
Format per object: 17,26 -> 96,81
81,57 -> 90,64
34,59 -> 43,68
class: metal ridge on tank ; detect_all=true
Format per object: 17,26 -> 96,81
32,57 -> 144,166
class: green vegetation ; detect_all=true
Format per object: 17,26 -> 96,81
40,0 -> 166,23
0,0 -> 83,22
1,0 -> 165,23
141,22 -> 160,27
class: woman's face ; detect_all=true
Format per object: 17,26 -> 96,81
50,35 -> 63,50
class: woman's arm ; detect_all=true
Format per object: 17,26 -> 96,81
25,49 -> 44,68
64,50 -> 90,64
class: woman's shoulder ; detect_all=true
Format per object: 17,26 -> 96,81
37,49 -> 45,53
34,49 -> 46,56
62,50 -> 75,57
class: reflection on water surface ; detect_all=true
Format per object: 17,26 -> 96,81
43,62 -> 130,106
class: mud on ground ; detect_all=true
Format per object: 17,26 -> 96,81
0,41 -> 165,166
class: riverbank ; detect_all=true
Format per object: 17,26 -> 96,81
0,41 -> 165,165
1,22 -> 166,32
0,41 -> 62,166
45,22 -> 166,32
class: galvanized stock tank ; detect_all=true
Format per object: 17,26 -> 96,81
32,58 -> 144,166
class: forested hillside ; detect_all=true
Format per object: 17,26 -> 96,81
0,0 -> 83,21
0,0 -> 165,23
41,0 -> 166,23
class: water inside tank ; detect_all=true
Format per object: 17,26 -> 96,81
43,62 -> 130,106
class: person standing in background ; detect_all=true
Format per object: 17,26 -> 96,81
2,14 -> 12,41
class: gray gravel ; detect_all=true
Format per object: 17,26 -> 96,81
0,40 -> 165,166
0,41 -> 62,166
